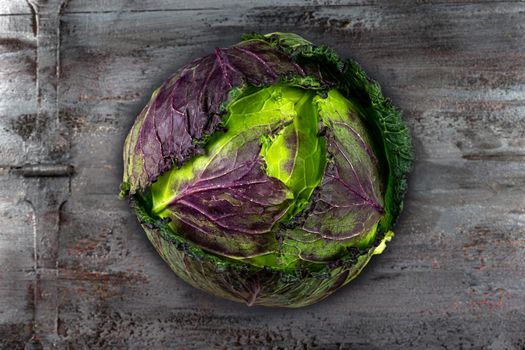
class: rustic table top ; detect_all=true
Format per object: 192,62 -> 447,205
1,1 -> 524,349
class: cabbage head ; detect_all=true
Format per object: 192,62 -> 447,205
120,33 -> 412,307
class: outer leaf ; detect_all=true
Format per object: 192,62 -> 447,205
132,196 -> 394,307
123,39 -> 319,195
300,90 -> 384,241
280,223 -> 379,264
338,60 -> 413,229
153,138 -> 292,258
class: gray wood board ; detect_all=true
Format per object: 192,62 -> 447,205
1,0 -> 524,349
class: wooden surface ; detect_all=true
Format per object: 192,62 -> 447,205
1,0 -> 524,349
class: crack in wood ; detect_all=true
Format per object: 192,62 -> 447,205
11,164 -> 74,177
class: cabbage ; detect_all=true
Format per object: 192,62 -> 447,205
120,33 -> 412,307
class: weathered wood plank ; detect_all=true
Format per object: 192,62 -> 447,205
0,178 -> 33,350
62,0 -> 525,12
0,1 -> 73,349
0,11 -> 36,166
0,5 -> 37,348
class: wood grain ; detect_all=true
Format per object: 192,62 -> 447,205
0,0 -> 524,349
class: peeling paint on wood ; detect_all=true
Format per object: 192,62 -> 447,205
1,0 -> 524,349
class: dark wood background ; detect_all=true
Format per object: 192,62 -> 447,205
1,1 -> 524,349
